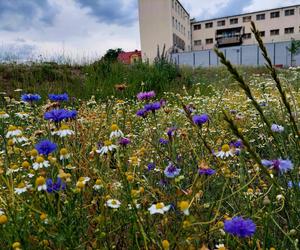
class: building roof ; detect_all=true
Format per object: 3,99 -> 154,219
118,50 -> 141,63
191,4 -> 300,24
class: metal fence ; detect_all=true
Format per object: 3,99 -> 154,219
171,41 -> 300,67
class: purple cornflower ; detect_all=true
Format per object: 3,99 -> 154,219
46,178 -> 66,193
136,108 -> 148,118
167,127 -> 176,138
147,163 -> 156,171
21,93 -> 41,102
159,138 -> 169,145
144,102 -> 161,112
198,168 -> 216,176
261,159 -> 293,173
271,124 -> 284,133
137,91 -> 156,101
44,109 -> 77,122
224,216 -> 256,238
35,140 -> 57,156
119,137 -> 131,146
164,162 -> 181,178
48,93 -> 69,102
192,114 -> 209,126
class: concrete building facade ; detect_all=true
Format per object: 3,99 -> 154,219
138,0 -> 300,62
138,0 -> 191,62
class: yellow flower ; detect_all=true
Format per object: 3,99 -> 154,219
104,140 -> 112,146
21,161 -> 30,169
30,149 -> 38,157
36,156 -> 45,163
0,214 -> 8,224
40,213 -> 47,221
162,240 -> 170,250
221,144 -> 230,152
12,242 -> 21,249
60,148 -> 68,155
35,176 -> 46,186
178,201 -> 190,215
111,124 -> 119,131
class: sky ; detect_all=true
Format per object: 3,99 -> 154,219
0,0 -> 299,62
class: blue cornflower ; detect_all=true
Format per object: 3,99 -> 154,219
271,124 -> 284,133
35,140 -> 57,156
192,114 -> 209,126
136,108 -> 148,118
198,168 -> 216,176
44,109 -> 77,122
46,178 -> 66,193
224,216 -> 256,238
119,137 -> 131,146
147,163 -> 156,171
48,93 -> 69,102
21,93 -> 41,102
164,163 -> 181,178
144,102 -> 161,112
261,159 -> 293,173
167,127 -> 176,138
159,138 -> 169,145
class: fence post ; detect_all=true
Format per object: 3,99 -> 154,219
240,47 -> 242,65
257,45 -> 259,66
177,54 -> 180,65
273,43 -> 276,65
193,52 -> 195,68
209,50 -> 211,67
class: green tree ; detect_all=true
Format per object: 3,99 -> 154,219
287,39 -> 300,66
102,48 -> 124,62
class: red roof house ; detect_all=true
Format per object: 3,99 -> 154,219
118,50 -> 141,64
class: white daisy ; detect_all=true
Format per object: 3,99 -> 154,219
52,125 -> 75,137
93,179 -> 103,190
0,111 -> 9,119
215,144 -> 234,159
15,112 -> 30,119
32,156 -> 50,170
109,124 -> 124,139
6,126 -> 22,138
14,183 -> 31,194
96,140 -> 117,155
12,136 -> 28,144
148,203 -> 171,215
106,199 -> 121,209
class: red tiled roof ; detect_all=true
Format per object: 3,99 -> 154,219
118,50 -> 141,64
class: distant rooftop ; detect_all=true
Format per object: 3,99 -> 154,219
191,4 -> 300,24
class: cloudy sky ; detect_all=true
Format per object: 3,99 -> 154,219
0,0 -> 299,62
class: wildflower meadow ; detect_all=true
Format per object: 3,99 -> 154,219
0,23 -> 299,250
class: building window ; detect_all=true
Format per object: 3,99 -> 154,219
270,11 -> 280,18
172,17 -> 175,27
230,18 -> 238,24
172,0 -> 174,9
194,24 -> 201,30
175,20 -> 178,30
217,20 -> 225,26
194,40 -> 202,46
259,31 -> 265,37
285,9 -> 295,16
270,29 -> 280,36
205,22 -> 213,28
285,27 -> 294,34
206,38 -> 213,44
243,16 -> 252,22
256,13 -> 265,20
244,33 -> 251,39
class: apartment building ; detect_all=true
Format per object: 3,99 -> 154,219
192,5 -> 300,50
138,0 -> 191,62
138,0 -> 300,61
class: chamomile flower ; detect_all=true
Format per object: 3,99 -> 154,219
12,136 -> 28,144
93,179 -> 103,190
32,156 -> 50,170
14,182 -> 30,194
59,148 -> 71,160
15,112 -> 30,119
35,176 -> 47,191
109,124 -> 124,139
6,126 -> 22,138
178,201 -> 190,215
96,140 -> 117,155
106,199 -> 121,208
52,124 -> 75,137
148,203 -> 171,215
0,111 -> 9,119
215,144 -> 234,159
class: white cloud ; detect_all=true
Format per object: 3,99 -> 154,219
243,0 -> 300,12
